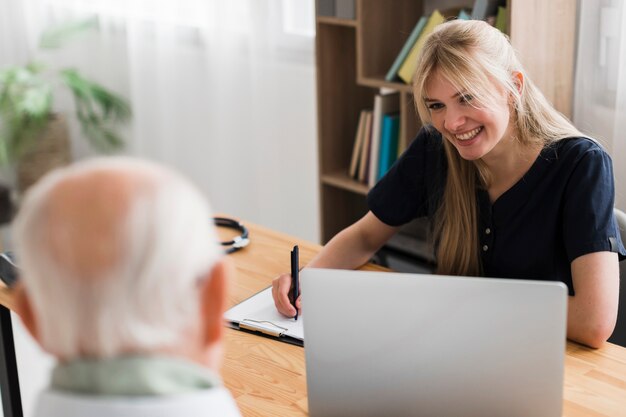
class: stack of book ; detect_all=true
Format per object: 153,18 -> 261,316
385,0 -> 508,85
349,92 -> 401,188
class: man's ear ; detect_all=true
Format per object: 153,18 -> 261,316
12,283 -> 40,342
199,257 -> 232,347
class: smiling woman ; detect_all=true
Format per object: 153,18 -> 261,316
412,20 -> 585,277
272,19 -> 625,350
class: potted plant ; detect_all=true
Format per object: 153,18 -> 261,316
0,19 -> 131,191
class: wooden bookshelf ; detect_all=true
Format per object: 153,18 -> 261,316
316,16 -> 357,27
316,0 -> 577,244
321,172 -> 369,196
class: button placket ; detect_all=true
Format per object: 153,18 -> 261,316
482,225 -> 494,253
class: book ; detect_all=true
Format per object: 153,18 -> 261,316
224,286 -> 303,346
377,113 -> 400,180
397,10 -> 445,84
369,92 -> 399,187
316,0 -> 335,17
384,16 -> 428,82
458,9 -> 471,20
471,0 -> 503,21
358,110 -> 373,183
495,6 -> 508,33
335,0 -> 355,19
349,110 -> 367,179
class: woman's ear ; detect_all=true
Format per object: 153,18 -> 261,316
12,282 -> 40,342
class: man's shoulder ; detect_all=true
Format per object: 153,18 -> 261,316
34,387 -> 242,417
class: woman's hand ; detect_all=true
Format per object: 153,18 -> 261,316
270,211 -> 398,317
272,272 -> 300,317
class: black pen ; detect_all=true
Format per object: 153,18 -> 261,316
291,245 -> 299,321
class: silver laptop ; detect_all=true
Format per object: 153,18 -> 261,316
301,269 -> 567,417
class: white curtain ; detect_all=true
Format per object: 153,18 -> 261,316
574,0 -> 626,209
2,0 -> 319,242
0,0 -> 36,67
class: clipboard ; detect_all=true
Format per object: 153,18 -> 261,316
224,286 -> 304,347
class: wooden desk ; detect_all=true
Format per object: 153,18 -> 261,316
219,222 -> 626,417
1,221 -> 626,416
217,221 -> 385,416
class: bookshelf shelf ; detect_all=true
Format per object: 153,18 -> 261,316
317,16 -> 357,27
315,0 -> 577,244
321,172 -> 369,196
357,77 -> 414,93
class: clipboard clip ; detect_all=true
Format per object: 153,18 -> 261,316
240,319 -> 288,337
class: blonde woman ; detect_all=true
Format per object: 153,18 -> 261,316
272,20 -> 624,348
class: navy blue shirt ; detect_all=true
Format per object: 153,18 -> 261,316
367,127 -> 626,294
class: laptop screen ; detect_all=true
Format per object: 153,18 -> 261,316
301,269 -> 567,417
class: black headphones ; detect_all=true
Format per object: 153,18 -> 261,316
214,217 -> 250,254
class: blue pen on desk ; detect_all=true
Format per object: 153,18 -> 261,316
291,245 -> 299,321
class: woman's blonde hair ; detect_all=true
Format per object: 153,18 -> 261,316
412,20 -> 581,276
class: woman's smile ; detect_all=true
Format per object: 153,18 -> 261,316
452,126 -> 484,147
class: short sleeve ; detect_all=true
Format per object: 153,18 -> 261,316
367,127 -> 445,226
562,146 -> 626,262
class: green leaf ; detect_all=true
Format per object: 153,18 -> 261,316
0,134 -> 11,166
16,85 -> 52,118
39,17 -> 99,49
0,30 -> 131,165
60,69 -> 130,152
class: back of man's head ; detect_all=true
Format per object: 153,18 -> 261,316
13,157 -> 224,361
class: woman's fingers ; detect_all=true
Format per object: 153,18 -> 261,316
271,273 -> 297,316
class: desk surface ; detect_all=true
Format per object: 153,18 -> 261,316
2,221 -> 626,416
218,222 -> 626,417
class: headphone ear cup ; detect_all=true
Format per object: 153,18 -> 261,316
213,217 -> 250,254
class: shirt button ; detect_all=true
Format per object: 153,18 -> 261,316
485,228 -> 491,235
483,245 -> 489,251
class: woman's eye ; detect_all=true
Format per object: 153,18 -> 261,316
460,94 -> 473,104
427,102 -> 444,111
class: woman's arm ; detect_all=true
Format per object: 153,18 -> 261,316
271,211 -> 399,316
307,211 -> 400,269
567,251 -> 620,348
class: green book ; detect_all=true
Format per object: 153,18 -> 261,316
495,6 -> 508,33
398,10 -> 445,84
458,9 -> 471,20
385,16 -> 428,82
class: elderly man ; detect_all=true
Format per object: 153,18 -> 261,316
11,157 -> 241,417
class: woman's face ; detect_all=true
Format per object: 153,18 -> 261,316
423,71 -> 514,161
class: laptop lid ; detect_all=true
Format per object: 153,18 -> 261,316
301,269 -> 567,417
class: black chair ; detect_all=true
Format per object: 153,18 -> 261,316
0,183 -> 21,417
608,208 -> 626,347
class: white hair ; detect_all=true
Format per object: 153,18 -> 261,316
13,157 -> 222,358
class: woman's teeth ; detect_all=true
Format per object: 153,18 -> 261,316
455,127 -> 482,141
